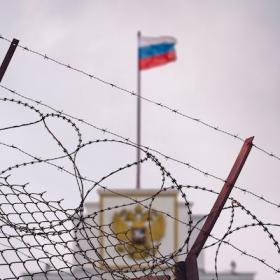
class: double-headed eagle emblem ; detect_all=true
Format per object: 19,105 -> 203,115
111,205 -> 165,259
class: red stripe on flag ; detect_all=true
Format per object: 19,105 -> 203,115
139,50 -> 176,70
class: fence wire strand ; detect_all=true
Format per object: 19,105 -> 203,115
1,34 -> 280,164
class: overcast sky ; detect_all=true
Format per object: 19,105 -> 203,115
0,1 -> 280,279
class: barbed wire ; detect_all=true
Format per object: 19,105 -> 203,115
1,84 -> 280,212
0,95 -> 279,279
0,34 -> 280,164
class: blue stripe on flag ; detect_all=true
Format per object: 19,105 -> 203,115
139,43 -> 175,59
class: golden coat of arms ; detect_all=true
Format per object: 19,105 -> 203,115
111,205 -> 166,259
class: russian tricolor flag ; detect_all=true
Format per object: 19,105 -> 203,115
139,36 -> 177,70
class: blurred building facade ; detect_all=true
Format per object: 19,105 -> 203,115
23,189 -> 255,280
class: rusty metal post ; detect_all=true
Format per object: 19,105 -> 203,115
183,136 -> 254,280
0,38 -> 19,82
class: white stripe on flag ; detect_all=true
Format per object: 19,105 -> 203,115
139,36 -> 177,47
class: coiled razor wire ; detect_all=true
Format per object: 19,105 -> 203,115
1,83 -> 280,210
0,96 -> 279,280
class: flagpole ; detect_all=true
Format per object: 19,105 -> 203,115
136,31 -> 141,190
